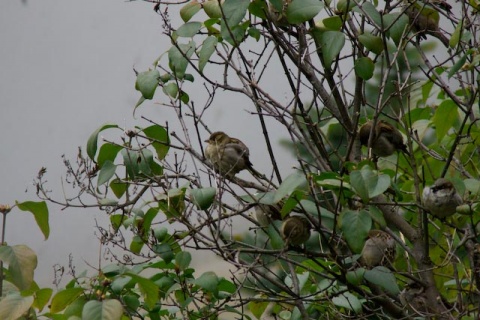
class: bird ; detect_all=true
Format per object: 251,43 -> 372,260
422,178 -> 463,218
405,1 -> 449,47
359,120 -> 408,157
281,215 -> 311,246
360,229 -> 396,268
204,131 -> 255,178
267,0 -> 292,27
399,282 -> 430,316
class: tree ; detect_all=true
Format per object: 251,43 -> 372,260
1,0 -> 480,319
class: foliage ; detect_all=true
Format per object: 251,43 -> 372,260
1,0 -> 480,319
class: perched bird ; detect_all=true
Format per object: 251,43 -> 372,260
405,1 -> 449,47
204,131 -> 255,178
359,120 -> 408,157
281,215 -> 311,246
267,0 -> 292,27
254,204 -> 282,227
422,178 -> 463,218
360,229 -> 396,268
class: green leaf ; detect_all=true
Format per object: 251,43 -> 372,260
273,171 -> 308,203
168,41 -> 195,79
358,33 -> 383,55
0,293 -> 34,320
383,13 -> 409,45
248,0 -> 268,19
0,245 -> 36,290
82,299 -> 123,320
142,125 -> 170,160
176,21 -> 202,38
190,187 -> 216,210
350,167 -> 391,202
97,143 -> 123,168
340,210 -> 372,253
319,31 -> 345,69
198,36 -> 218,73
97,160 -> 117,187
195,271 -> 219,295
448,53 -> 468,78
163,82 -> 178,98
86,124 -> 119,161
126,274 -> 159,309
16,201 -> 49,240
286,0 -> 323,24
110,178 -> 128,199
50,287 -> 84,313
248,26 -> 261,41
432,99 -> 458,141
364,266 -> 400,295
154,243 -> 175,263
346,268 -> 365,286
130,235 -> 144,254
180,0 -> 201,22
354,57 -> 375,80
175,251 -> 192,271
98,198 -> 118,206
249,298 -> 269,319
322,16 -> 342,31
449,19 -> 463,48
135,69 -> 160,100
222,0 -> 249,27
203,0 -> 222,18
353,2 -> 381,26
153,227 -> 169,242
33,288 -> 53,311
332,291 -> 362,313
336,0 -> 357,13
368,205 -> 387,228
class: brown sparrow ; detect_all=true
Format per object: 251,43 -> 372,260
281,215 -> 311,246
405,2 -> 449,47
360,229 -> 396,268
422,178 -> 463,218
359,120 -> 408,157
204,131 -> 254,178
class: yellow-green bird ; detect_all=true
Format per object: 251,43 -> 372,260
405,1 -> 449,47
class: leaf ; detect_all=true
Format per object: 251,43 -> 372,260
180,0 -> 201,22
142,125 -> 170,160
346,268 -> 365,286
50,287 -> 84,313
340,210 -> 372,253
358,33 -> 383,55
322,16 -> 342,31
163,82 -> 178,98
126,274 -> 160,309
190,187 -> 216,210
350,167 -> 391,203
222,0 -> 249,27
449,19 -> 463,48
97,143 -> 123,168
286,0 -> 324,24
354,57 -> 375,80
203,0 -> 222,18
110,178 -> 128,199
198,36 -> 218,73
0,293 -> 34,320
82,299 -> 123,320
16,201 -> 49,240
86,124 -> 119,161
448,53 -> 468,78
332,291 -> 362,313
432,99 -> 459,141
0,246 -> 38,291
176,21 -> 202,38
135,69 -> 160,100
319,31 -> 345,69
364,266 -> 400,295
273,171 -> 308,203
33,288 -> 53,311
354,2 -> 381,27
383,13 -> 409,45
97,160 -> 117,187
168,41 -> 195,79
249,297 -> 269,319
195,271 -> 219,295
175,251 -> 192,271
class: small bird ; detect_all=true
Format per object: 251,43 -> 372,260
360,229 -> 396,268
267,0 -> 292,26
281,215 -> 311,246
204,132 -> 255,178
405,1 -> 449,47
359,120 -> 408,157
422,178 -> 463,218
